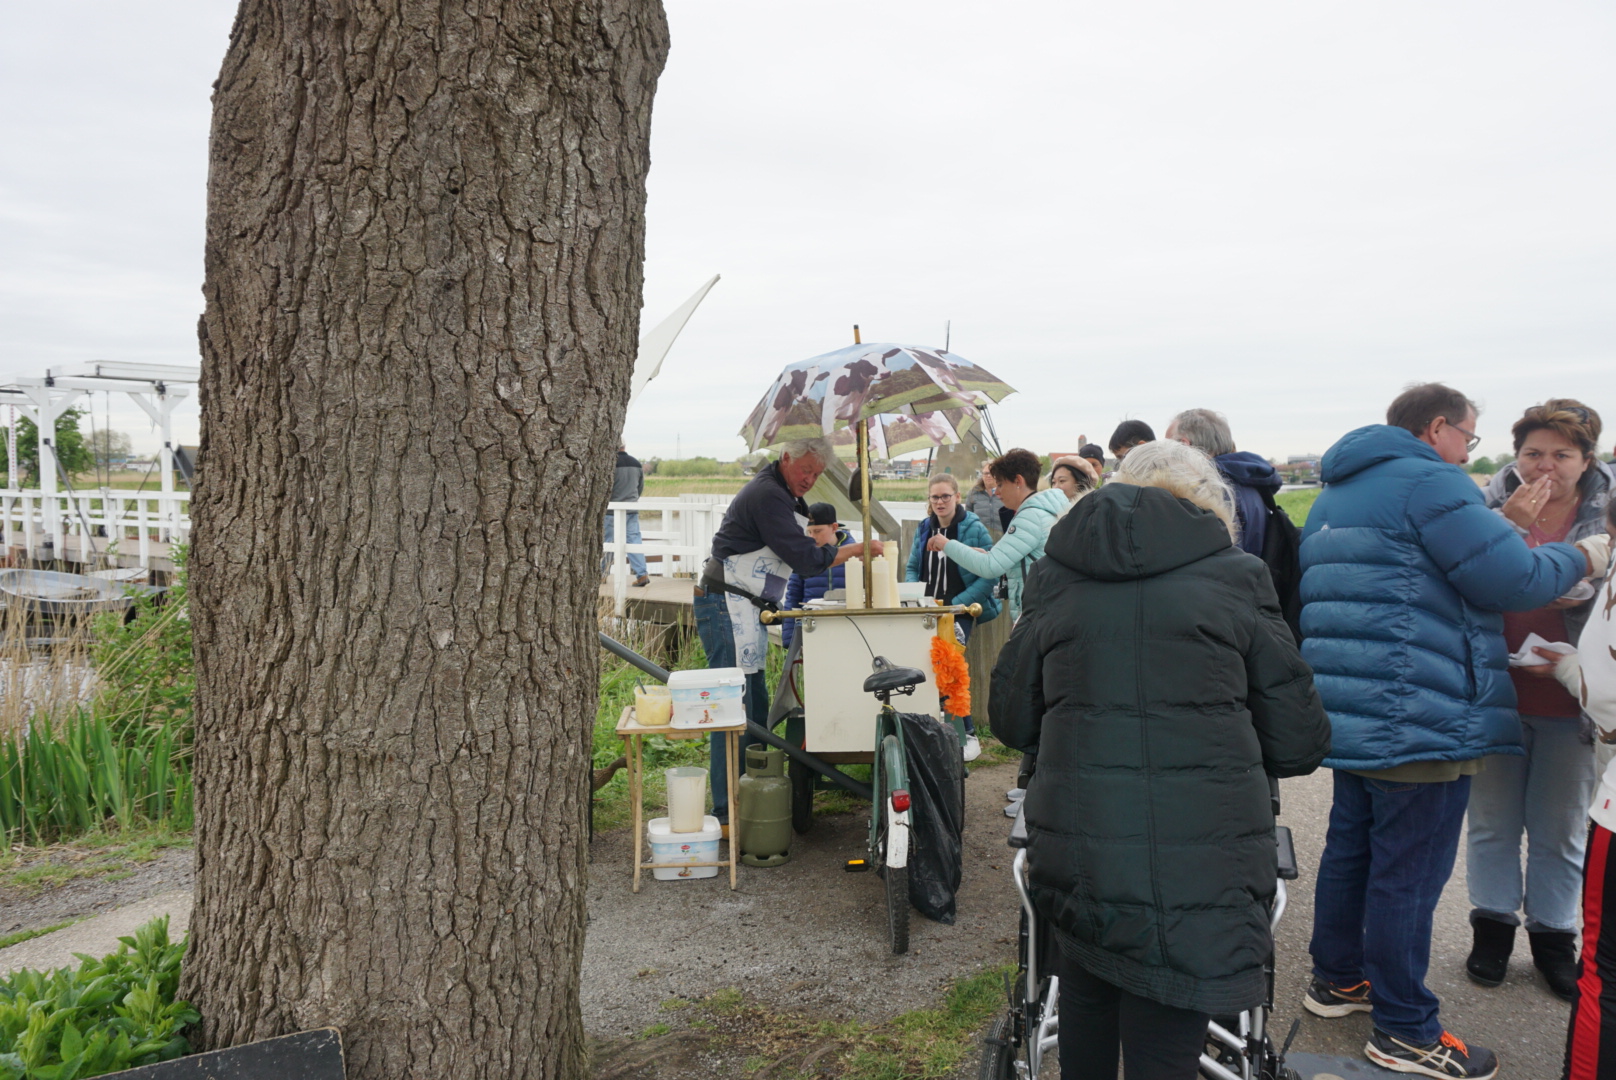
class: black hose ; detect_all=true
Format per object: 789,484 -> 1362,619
745,719 -> 872,801
597,632 -> 670,683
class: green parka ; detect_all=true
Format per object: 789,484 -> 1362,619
990,483 -> 1330,1015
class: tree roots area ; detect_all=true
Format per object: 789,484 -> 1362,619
583,761 -> 1025,1079
584,762 -> 1579,1080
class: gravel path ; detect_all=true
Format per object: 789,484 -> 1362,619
0,764 -> 1576,1078
0,845 -> 193,944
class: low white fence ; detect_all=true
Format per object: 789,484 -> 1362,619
603,495 -> 731,614
0,489 -> 190,567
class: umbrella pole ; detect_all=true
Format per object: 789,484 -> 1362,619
859,418 -> 874,608
854,324 -> 874,608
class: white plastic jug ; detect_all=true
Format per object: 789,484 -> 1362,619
665,767 -> 708,832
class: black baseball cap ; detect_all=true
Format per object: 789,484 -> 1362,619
806,502 -> 839,527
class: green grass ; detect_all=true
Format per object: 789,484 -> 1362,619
0,918 -> 82,951
0,824 -> 192,895
655,967 -> 1016,1078
1275,487 -> 1320,527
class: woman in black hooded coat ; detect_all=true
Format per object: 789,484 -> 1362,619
991,440 -> 1330,1080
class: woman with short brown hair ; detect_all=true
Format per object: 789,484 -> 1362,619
1466,398 -> 1613,1000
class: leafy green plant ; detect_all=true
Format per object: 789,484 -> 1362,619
0,916 -> 197,1080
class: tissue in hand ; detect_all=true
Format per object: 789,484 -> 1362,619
1508,632 -> 1577,668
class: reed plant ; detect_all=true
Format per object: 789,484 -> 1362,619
0,710 -> 193,845
0,603 -> 95,743
0,551 -> 194,846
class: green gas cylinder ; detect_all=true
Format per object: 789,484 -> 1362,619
737,745 -> 792,868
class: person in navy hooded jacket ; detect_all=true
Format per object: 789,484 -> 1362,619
1297,383 -> 1593,1080
1165,408 -> 1281,556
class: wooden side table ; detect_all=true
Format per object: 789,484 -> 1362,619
617,707 -> 744,891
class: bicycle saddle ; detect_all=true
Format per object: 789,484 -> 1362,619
862,656 -> 927,695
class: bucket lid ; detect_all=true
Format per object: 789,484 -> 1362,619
647,815 -> 722,842
667,667 -> 747,688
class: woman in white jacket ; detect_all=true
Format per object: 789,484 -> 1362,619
1543,512 -> 1616,1078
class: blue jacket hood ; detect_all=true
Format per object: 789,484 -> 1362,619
1215,451 -> 1281,493
1321,424 -> 1442,483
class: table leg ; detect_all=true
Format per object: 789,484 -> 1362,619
727,729 -> 739,890
630,734 -> 643,893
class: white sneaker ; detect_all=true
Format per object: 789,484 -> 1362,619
1006,787 -> 1025,801
963,735 -> 981,762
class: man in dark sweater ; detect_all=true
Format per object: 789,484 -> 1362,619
605,443 -> 648,586
695,437 -> 882,827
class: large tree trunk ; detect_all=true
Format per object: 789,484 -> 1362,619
183,3 -> 668,1077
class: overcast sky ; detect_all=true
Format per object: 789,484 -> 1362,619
2,2 -> 1611,463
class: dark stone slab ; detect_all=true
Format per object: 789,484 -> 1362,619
101,1028 -> 344,1080
1288,1050 -> 1399,1078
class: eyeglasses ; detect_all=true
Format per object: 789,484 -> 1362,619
1450,422 -> 1482,453
927,493 -> 957,502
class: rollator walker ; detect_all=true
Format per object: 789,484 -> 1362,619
980,780 -> 1303,1080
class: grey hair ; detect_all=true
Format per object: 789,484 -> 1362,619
779,437 -> 834,463
1169,408 -> 1235,458
1113,439 -> 1238,541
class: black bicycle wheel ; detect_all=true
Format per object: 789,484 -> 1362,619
885,861 -> 910,954
977,1012 -> 1015,1080
791,760 -> 814,834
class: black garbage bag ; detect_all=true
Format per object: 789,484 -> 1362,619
898,712 -> 965,924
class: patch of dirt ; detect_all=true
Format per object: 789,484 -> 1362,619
0,845 -> 193,938
580,761 -> 1025,1077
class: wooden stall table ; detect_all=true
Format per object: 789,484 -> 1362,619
617,707 -> 745,891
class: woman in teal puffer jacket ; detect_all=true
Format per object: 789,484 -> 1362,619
929,448 -> 1067,623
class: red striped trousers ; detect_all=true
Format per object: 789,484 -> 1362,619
1568,822 -> 1616,1080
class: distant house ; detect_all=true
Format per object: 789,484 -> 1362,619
1283,454 -> 1322,483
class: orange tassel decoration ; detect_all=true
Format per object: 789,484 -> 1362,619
931,630 -> 972,719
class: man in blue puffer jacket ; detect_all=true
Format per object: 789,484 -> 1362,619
1299,383 -> 1591,1080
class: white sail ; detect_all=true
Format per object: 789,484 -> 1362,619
629,274 -> 720,408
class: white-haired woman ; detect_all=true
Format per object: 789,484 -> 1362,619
991,440 -> 1330,1079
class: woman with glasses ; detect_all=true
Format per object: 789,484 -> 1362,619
1465,399 -> 1613,1001
907,473 -> 1001,761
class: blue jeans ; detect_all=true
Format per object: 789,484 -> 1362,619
1467,715 -> 1595,932
692,588 -> 767,821
603,509 -> 647,577
1310,770 -> 1471,1044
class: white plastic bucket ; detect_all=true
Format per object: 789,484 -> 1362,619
664,767 -> 708,833
647,815 -> 721,880
668,667 -> 747,728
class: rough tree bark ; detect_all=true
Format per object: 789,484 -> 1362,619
184,3 -> 668,1077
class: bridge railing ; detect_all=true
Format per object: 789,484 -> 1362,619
0,489 -> 190,567
603,495 -> 731,615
